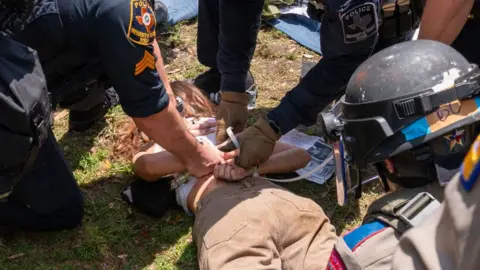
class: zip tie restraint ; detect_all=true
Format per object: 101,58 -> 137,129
225,127 -> 333,183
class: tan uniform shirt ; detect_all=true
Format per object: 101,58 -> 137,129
392,171 -> 480,270
327,223 -> 403,270
327,183 -> 444,270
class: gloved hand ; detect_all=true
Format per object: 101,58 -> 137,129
219,118 -> 281,169
216,91 -> 249,144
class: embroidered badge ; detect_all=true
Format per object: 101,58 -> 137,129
128,0 -> 157,46
340,3 -> 378,44
460,135 -> 480,192
444,129 -> 465,151
135,50 -> 156,76
326,249 -> 346,270
343,221 -> 387,251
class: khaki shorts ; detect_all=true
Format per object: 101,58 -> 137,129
193,177 -> 337,270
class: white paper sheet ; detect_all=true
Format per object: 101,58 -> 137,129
280,129 -> 335,184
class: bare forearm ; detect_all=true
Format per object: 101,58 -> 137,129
153,40 -> 175,99
133,102 -> 201,166
258,149 -> 311,175
134,151 -> 185,181
419,0 -> 474,44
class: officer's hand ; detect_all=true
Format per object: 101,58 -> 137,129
216,91 -> 249,144
219,118 -> 281,169
185,140 -> 239,178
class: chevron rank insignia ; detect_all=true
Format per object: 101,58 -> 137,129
340,3 -> 378,43
128,0 -> 157,46
460,135 -> 480,192
135,50 -> 156,76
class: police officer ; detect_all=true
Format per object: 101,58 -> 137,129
387,2 -> 480,269
10,0 -> 169,133
10,0 -> 232,178
204,0 -> 424,169
391,137 -> 480,270
0,0 -> 83,233
319,40 -> 480,269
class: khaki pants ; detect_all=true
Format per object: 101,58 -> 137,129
193,177 -> 337,270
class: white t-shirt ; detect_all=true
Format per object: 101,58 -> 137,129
154,117 -> 217,215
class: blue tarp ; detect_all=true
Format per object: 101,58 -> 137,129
267,14 -> 321,54
162,0 -> 199,25
162,0 -> 322,54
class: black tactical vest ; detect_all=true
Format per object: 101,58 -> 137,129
0,33 -> 51,200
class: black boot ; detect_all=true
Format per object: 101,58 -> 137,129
193,68 -> 222,94
68,87 -> 119,132
153,0 -> 169,35
193,69 -> 258,109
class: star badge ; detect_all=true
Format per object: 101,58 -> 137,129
136,7 -> 154,33
444,129 -> 465,151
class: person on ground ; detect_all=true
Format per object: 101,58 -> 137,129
121,41 -> 480,268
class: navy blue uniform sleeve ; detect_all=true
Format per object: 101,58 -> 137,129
267,0 -> 382,134
94,0 -> 168,118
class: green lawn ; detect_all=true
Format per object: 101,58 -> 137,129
0,21 -> 381,269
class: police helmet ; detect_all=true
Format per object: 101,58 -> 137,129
334,40 -> 480,204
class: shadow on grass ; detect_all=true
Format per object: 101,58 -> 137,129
56,120 -> 108,172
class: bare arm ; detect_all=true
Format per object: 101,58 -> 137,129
133,141 -> 309,181
419,0 -> 474,45
133,148 -> 185,181
132,101 -> 208,173
152,40 -> 175,100
257,142 -> 311,175
133,42 -> 230,177
214,142 -> 311,181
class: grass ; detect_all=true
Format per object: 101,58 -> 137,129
0,22 -> 381,269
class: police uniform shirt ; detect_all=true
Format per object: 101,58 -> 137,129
392,137 -> 480,270
266,0 -> 418,134
14,0 -> 168,118
323,182 -> 445,270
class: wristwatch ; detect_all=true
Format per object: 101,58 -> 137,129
265,117 -> 281,134
175,96 -> 184,114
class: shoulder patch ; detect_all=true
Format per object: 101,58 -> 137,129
128,0 -> 157,46
342,221 -> 387,251
135,50 -> 156,76
326,248 -> 346,270
340,3 -> 378,44
460,135 -> 480,192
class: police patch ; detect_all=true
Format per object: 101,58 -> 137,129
128,0 -> 157,46
135,50 -> 156,76
340,3 -> 378,44
444,129 -> 465,151
460,135 -> 480,192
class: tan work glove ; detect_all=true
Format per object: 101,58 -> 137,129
219,118 -> 281,169
216,91 -> 249,144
